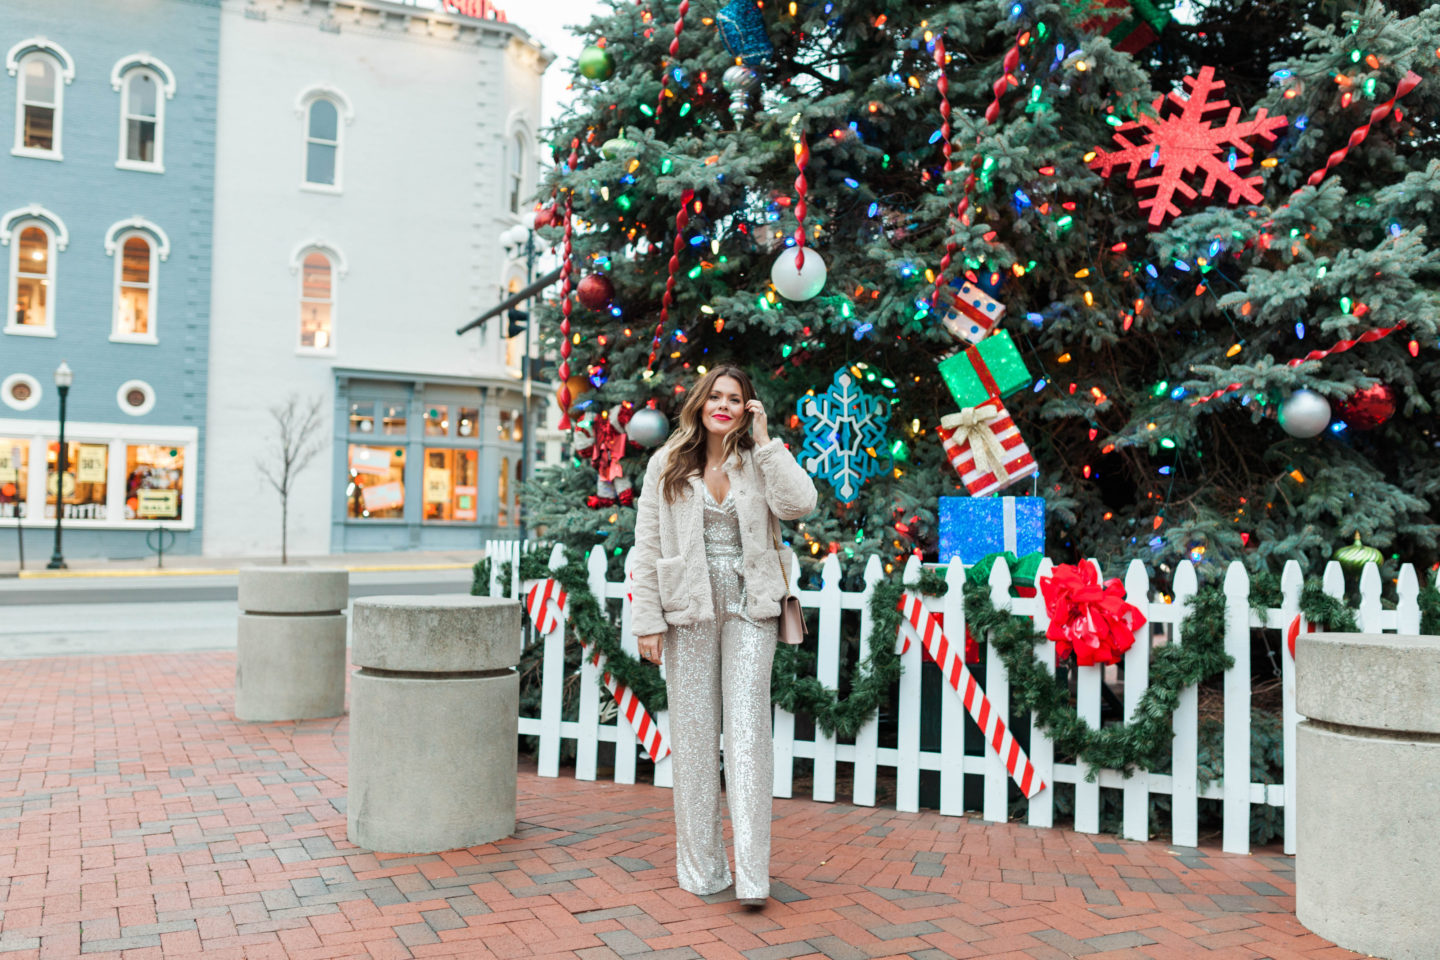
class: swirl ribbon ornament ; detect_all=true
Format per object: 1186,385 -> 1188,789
1302,71 -> 1422,189
939,404 -> 1012,485
1038,563 -> 1147,667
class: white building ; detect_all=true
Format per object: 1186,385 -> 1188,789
203,0 -> 553,556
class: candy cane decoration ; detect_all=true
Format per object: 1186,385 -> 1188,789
1302,71 -> 1422,189
648,189 -> 694,370
1189,321 -> 1406,407
524,579 -> 670,763
556,137 -> 580,429
895,592 -> 1044,798
654,0 -> 690,118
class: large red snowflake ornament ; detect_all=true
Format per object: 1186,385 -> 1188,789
1089,66 -> 1287,227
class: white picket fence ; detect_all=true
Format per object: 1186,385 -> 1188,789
483,538 -> 1431,855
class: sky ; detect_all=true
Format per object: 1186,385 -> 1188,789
503,0 -> 608,131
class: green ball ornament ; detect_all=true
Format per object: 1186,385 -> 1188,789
599,137 -> 636,160
577,45 -> 614,81
1336,532 -> 1383,572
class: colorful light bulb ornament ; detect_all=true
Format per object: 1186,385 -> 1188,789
1087,66 -> 1288,227
795,368 -> 892,504
715,0 -> 773,65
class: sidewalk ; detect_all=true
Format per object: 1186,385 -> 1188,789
1,549 -> 483,580
0,650 -> 1360,960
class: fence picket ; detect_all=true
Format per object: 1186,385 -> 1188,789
537,545 -> 568,778
939,559 -> 968,817
1222,562 -> 1252,854
1356,563 -> 1383,632
1170,561 -> 1200,848
895,556 -> 925,813
1396,565 -> 1421,634
983,560 -> 1014,823
574,548 -> 608,781
1121,559 -> 1153,842
1073,560 -> 1104,835
811,554 -> 844,803
614,552 -> 639,785
1279,560 -> 1304,855
1026,558 -> 1056,829
851,556 -> 886,807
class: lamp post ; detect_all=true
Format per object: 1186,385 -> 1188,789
47,361 -> 72,570
500,223 -> 538,540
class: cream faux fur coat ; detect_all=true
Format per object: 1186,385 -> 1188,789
630,438 -> 818,638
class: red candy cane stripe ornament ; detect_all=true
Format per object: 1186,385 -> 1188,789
895,592 -> 1045,798
523,578 -> 670,762
1302,71 -> 1422,189
654,0 -> 690,118
556,137 -> 580,429
649,189 -> 694,370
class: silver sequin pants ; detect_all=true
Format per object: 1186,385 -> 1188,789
664,560 -> 777,900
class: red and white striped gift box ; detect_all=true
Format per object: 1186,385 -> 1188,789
937,397 -> 1038,497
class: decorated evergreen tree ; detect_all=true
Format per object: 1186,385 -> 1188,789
523,0 -> 1440,584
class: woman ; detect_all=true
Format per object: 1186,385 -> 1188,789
630,365 -> 817,907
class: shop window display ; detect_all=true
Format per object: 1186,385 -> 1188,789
424,405 -> 449,437
422,448 -> 478,522
347,444 -> 404,519
46,441 -> 107,520
0,440 -> 27,519
125,444 -> 183,520
457,407 -> 478,437
381,404 -> 407,436
349,401 -> 375,434
497,456 -> 509,526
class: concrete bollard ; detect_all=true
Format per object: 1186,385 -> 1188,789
235,567 -> 349,721
347,595 -> 521,854
1296,631 -> 1440,960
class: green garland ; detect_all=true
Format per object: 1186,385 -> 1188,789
479,544 -> 1416,780
1419,579 -> 1440,636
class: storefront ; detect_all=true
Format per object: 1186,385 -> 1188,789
0,418 -> 198,557
331,369 -> 543,552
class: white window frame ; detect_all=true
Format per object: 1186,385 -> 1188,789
508,132 -> 527,214
290,239 -> 346,356
0,417 -> 198,531
295,86 -> 352,194
7,40 -> 74,161
4,213 -> 65,338
2,372 -> 42,411
115,66 -> 169,173
110,232 -> 159,344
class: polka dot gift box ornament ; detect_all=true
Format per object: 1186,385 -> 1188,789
940,280 -> 1006,345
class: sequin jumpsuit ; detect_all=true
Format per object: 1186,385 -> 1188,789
663,485 -> 777,900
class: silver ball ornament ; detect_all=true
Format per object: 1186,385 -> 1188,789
770,246 -> 828,301
626,407 -> 671,448
1279,389 -> 1331,438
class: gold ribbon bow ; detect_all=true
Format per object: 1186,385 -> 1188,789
940,404 -> 1011,482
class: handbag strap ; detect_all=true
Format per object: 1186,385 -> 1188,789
771,519 -> 791,594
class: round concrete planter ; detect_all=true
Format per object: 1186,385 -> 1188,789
347,595 -> 522,854
235,567 -> 348,722
1296,631 -> 1440,960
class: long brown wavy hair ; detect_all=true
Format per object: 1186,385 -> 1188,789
657,365 -> 757,503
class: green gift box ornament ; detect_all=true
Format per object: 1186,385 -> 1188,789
936,329 -> 1033,408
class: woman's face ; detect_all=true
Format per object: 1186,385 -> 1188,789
701,375 -> 746,438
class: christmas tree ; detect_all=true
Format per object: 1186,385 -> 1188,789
523,0 -> 1440,584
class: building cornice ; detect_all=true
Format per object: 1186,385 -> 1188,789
333,366 -> 537,393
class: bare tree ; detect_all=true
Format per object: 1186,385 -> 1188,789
256,394 -> 326,564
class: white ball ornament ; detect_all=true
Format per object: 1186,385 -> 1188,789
625,407 -> 671,448
1279,389 -> 1331,438
770,246 -> 828,301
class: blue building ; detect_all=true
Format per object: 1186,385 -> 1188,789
0,0 -> 218,561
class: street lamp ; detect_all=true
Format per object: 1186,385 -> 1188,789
499,223 -> 538,540
47,361 -> 72,570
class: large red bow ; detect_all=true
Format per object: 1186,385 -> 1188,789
1037,563 -> 1147,667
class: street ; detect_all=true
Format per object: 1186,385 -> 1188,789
0,568 -> 475,658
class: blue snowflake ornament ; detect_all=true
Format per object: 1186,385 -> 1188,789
795,368 -> 892,504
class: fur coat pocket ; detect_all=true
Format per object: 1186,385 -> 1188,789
655,556 -> 688,611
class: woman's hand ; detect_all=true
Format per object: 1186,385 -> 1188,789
746,399 -> 769,445
637,633 -> 664,665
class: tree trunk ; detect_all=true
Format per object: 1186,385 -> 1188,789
281,496 -> 289,565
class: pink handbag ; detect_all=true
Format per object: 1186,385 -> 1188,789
773,528 -> 807,645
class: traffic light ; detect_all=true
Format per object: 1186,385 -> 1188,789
506,308 -> 528,338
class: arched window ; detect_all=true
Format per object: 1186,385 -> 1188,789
299,251 -> 334,350
113,234 -> 156,340
15,54 -> 61,157
305,98 -> 340,188
7,222 -> 54,334
508,133 -> 526,214
120,69 -> 162,168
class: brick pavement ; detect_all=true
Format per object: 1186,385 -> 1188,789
0,652 -> 1361,960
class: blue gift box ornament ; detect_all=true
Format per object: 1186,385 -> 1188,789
937,496 -> 1045,565
716,0 -> 774,65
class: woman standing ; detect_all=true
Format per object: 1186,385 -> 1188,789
630,365 -> 817,906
